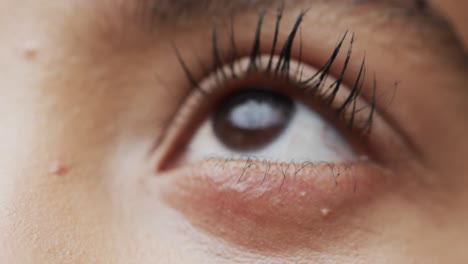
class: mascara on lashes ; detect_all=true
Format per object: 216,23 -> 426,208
173,9 -> 377,135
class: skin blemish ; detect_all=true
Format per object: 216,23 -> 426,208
320,208 -> 331,218
49,160 -> 69,176
21,41 -> 39,61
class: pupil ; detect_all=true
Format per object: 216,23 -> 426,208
212,88 -> 295,152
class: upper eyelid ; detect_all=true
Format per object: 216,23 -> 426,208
168,5 -> 450,146
168,3 -> 446,95
170,6 -> 382,131
174,10 -> 370,102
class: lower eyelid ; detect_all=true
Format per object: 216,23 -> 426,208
157,158 -> 395,253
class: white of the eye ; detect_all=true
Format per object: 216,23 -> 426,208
182,101 -> 357,163
229,99 -> 285,129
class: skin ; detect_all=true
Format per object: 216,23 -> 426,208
0,0 -> 467,263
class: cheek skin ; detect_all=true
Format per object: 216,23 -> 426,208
0,3 -> 173,263
0,19 -> 118,262
156,159 -> 468,262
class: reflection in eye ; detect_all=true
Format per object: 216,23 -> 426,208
212,89 -> 295,152
158,10 -> 377,170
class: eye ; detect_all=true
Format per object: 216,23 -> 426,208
156,11 -> 378,171
157,51 -> 373,170
154,8 -> 423,256
186,85 -> 358,164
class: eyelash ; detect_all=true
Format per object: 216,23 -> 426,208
173,8 -> 378,136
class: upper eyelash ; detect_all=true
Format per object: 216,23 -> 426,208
173,8 -> 378,135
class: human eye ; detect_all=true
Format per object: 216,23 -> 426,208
156,10 -> 403,174
153,6 -> 418,255
168,26 -> 373,164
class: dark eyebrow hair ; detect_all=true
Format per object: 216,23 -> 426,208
132,0 -> 429,27
135,0 -> 283,24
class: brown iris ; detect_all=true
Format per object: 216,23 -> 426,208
212,89 -> 295,152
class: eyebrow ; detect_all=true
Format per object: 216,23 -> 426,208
136,0 -> 284,25
135,0 -> 428,20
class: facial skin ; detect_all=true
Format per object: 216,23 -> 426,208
0,0 -> 467,263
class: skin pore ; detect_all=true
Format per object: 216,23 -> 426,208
0,0 -> 467,263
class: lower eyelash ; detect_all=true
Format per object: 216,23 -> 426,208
173,8 -> 378,135
173,155 -> 394,198
204,156 -> 379,193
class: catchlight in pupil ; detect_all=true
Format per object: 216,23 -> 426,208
212,89 -> 295,152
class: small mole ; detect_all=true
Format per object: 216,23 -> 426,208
320,208 -> 331,218
49,160 -> 68,176
22,42 -> 39,61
